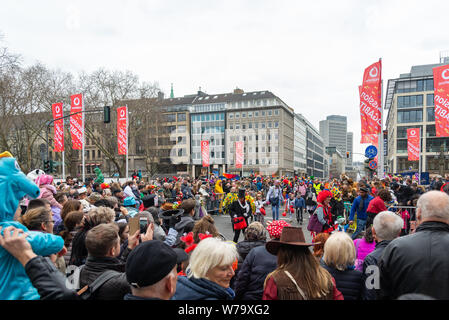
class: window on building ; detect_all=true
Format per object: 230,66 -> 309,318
229,113 -> 233,119
397,95 -> 423,109
177,113 -> 186,121
426,125 -> 436,137
261,123 -> 266,128
166,114 -> 176,122
242,112 -> 246,118
242,124 -> 246,129
254,111 -> 259,117
427,108 -> 435,121
248,111 -> 253,118
98,150 -> 101,158
274,121 -> 279,127
235,113 -> 240,118
268,122 -> 272,128
397,109 -> 423,123
268,110 -> 272,116
426,94 -> 434,106
261,111 -> 265,116
236,124 -> 240,130
274,109 -> 279,115
249,122 -> 252,129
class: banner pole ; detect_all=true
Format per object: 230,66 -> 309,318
82,100 -> 85,184
62,151 -> 65,181
126,105 -> 129,181
378,68 -> 384,178
419,128 -> 422,184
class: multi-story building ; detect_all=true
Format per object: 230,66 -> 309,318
346,132 -> 353,170
385,59 -> 449,175
319,115 -> 353,170
294,114 -> 307,176
326,146 -> 345,179
296,114 -> 326,179
65,88 -> 322,178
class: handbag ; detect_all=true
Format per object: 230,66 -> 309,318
307,211 -> 324,233
260,207 -> 266,216
233,217 -> 247,230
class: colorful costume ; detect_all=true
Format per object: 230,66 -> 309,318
0,152 -> 64,300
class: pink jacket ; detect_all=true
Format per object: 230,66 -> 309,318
38,184 -> 62,209
354,238 -> 376,262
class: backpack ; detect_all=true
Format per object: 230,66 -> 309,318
77,269 -> 119,300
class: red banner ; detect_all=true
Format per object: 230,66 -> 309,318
407,128 -> 420,161
201,140 -> 209,167
117,106 -> 128,155
433,64 -> 449,137
235,141 -> 244,169
52,103 -> 64,152
70,94 -> 84,150
359,60 -> 382,141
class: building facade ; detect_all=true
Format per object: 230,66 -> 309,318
319,115 -> 353,170
296,113 -> 326,179
385,61 -> 449,176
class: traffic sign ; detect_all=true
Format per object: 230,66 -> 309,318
365,145 -> 378,158
369,160 -> 378,170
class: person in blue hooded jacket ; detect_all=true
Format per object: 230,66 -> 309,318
348,187 -> 374,240
172,237 -> 238,300
0,152 -> 64,300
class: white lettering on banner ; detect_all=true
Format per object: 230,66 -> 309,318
443,69 -> 449,80
435,105 -> 449,120
435,94 -> 449,108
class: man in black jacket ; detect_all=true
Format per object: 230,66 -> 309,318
79,222 -> 152,300
230,189 -> 251,243
379,191 -> 449,299
362,211 -> 403,300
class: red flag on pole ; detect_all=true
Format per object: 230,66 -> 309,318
235,141 -> 244,169
201,140 -> 209,167
52,103 -> 64,152
70,94 -> 84,150
117,106 -> 128,155
407,128 -> 420,161
433,64 -> 449,137
359,60 -> 382,142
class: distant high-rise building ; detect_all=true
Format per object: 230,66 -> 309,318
346,132 -> 353,169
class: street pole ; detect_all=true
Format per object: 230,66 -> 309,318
62,151 -> 65,180
82,106 -> 85,184
419,127 -> 422,184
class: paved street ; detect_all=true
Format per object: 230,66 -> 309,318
210,205 -> 313,244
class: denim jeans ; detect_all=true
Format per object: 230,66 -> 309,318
272,204 -> 280,221
351,218 -> 366,239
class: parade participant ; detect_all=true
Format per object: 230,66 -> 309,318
172,237 -> 238,300
312,190 -> 335,236
222,187 -> 238,216
321,231 -> 363,300
265,180 -> 284,221
379,191 -> 449,299
263,227 -> 343,300
366,189 -> 392,227
230,189 -> 251,243
254,192 -> 266,224
305,183 -> 317,217
348,187 -> 374,240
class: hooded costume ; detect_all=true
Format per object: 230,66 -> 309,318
0,152 -> 64,300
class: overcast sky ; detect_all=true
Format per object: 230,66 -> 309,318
2,0 -> 449,162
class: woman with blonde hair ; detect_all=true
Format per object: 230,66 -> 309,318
263,227 -> 343,300
320,231 -> 363,300
172,237 -> 238,300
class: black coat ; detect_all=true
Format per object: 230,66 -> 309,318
232,240 -> 266,289
379,221 -> 449,300
321,261 -> 363,300
361,240 -> 391,300
234,245 -> 277,300
229,199 -> 251,225
79,255 -> 131,300
25,256 -> 79,300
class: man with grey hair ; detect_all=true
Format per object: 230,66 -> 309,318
361,211 -> 403,300
379,191 -> 449,299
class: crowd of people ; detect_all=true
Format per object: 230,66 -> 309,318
1,153 -> 449,301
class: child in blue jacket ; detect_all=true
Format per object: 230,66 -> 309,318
294,193 -> 306,224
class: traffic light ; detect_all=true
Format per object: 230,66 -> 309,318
104,106 -> 111,123
49,160 -> 55,173
44,160 -> 50,173
346,152 -> 350,158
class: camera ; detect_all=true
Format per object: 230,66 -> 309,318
139,217 -> 148,233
